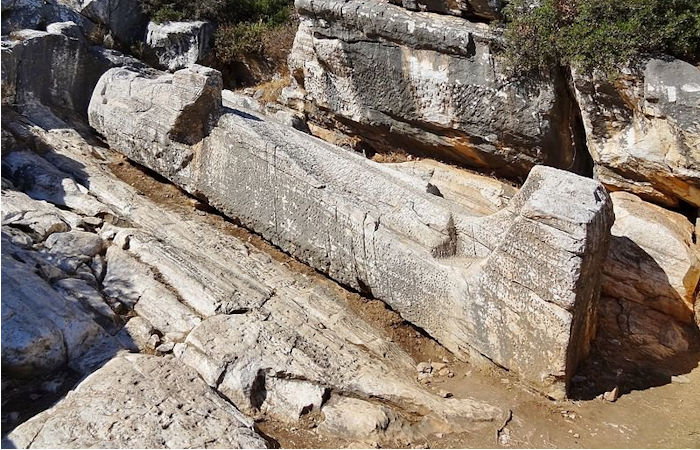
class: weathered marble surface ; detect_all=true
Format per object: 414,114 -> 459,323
285,0 -> 589,177
1,24 -> 147,116
572,58 -> 700,208
5,354 -> 268,449
89,65 -> 615,397
144,21 -> 213,71
2,110 -> 503,442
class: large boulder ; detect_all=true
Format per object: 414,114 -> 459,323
80,0 -> 148,45
572,57 -> 700,208
285,0 -> 590,178
89,65 -> 615,398
602,191 -> 700,324
1,24 -> 148,116
1,0 -> 92,35
4,354 -> 268,449
144,20 -> 213,71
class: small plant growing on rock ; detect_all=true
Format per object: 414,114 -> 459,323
140,0 -> 294,84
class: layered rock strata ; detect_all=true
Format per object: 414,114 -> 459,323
89,65 -> 615,397
284,0 -> 590,178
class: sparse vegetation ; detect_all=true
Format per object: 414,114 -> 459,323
502,0 -> 700,76
140,0 -> 295,83
253,76 -> 292,104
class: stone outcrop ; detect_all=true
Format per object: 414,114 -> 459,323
5,354 -> 268,449
144,21 -> 213,71
572,58 -> 700,208
89,65 -> 615,397
2,111 -> 504,442
1,0 -> 92,34
284,0 -> 589,178
1,24 -> 147,116
80,0 -> 148,45
388,0 -> 503,20
602,191 -> 700,324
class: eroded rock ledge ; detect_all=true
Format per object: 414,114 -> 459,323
88,64 -> 615,398
283,0 -> 590,178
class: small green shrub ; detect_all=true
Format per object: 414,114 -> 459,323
140,0 -> 294,80
141,0 -> 292,25
214,22 -> 268,64
502,0 -> 700,76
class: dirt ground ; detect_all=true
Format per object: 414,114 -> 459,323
105,156 -> 700,449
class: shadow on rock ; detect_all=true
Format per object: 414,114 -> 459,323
1,109 -> 138,437
571,237 -> 700,400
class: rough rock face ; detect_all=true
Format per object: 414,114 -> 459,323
2,111 -> 503,442
80,0 -> 148,45
145,21 -> 213,71
1,24 -> 147,116
388,0 -> 503,20
602,191 -> 700,324
5,354 -> 268,449
89,65 -> 615,397
0,0 -> 92,34
572,58 -> 700,208
2,27 -> 92,112
285,0 -> 589,178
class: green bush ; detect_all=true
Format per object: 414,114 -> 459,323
502,0 -> 700,76
214,22 -> 267,64
140,0 -> 294,73
141,0 -> 292,25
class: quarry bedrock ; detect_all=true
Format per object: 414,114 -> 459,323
286,0 -> 590,178
88,65 -> 615,398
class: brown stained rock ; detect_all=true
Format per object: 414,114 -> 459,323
603,191 -> 700,323
572,59 -> 700,208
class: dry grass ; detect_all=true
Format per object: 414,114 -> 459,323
371,151 -> 415,163
86,23 -> 108,46
254,76 -> 291,104
260,21 -> 298,70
